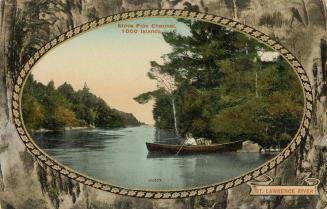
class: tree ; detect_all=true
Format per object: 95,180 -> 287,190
22,76 -> 140,131
58,82 -> 75,99
149,65 -> 179,135
54,105 -> 78,128
22,95 -> 44,130
135,19 -> 303,147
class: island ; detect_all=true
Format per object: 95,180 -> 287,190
22,75 -> 142,132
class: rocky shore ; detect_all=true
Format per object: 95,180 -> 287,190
238,140 -> 281,153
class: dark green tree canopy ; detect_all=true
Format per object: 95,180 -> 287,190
135,19 -> 303,148
23,76 -> 141,131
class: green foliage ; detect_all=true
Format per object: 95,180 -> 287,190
22,94 -> 44,130
135,19 -> 304,148
22,76 -> 140,131
93,100 -> 124,128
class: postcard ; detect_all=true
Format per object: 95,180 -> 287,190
0,1 -> 326,209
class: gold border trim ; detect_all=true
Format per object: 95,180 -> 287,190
12,9 -> 313,199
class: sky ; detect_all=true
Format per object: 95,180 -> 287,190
31,17 -> 191,125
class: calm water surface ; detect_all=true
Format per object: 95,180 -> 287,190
33,126 -> 275,190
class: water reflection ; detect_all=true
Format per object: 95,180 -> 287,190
33,129 -> 110,151
154,128 -> 182,144
32,126 -> 275,190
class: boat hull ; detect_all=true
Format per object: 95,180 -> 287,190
146,140 -> 243,154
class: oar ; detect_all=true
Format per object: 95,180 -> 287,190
176,138 -> 187,155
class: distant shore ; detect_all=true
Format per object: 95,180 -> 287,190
32,126 -> 92,133
32,124 -> 150,134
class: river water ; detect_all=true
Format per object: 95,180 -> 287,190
33,126 -> 275,190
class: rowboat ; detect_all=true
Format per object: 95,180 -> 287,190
146,140 -> 243,154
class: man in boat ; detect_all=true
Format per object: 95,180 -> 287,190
184,133 -> 213,146
184,133 -> 197,145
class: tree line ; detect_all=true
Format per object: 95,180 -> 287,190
134,19 -> 304,148
22,76 -> 141,131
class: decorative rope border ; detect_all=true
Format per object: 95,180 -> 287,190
12,9 -> 313,199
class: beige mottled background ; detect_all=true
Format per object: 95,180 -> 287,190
0,0 -> 326,209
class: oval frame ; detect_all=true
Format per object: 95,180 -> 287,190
12,9 -> 313,199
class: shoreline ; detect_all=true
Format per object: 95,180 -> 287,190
33,126 -> 92,133
65,126 -> 93,131
32,127 -> 283,154
33,124 -> 148,134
